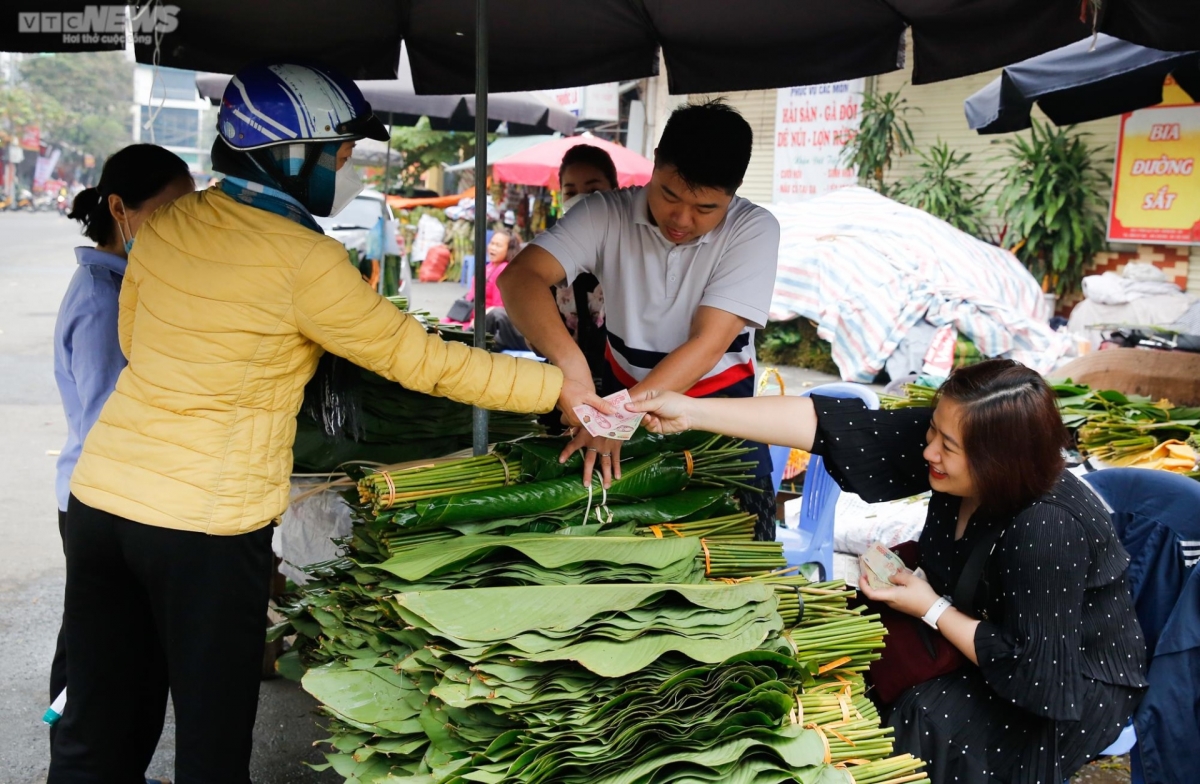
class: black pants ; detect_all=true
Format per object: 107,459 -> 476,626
49,495 -> 274,784
737,474 -> 778,541
49,509 -> 69,750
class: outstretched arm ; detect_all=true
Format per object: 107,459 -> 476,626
627,390 -> 818,451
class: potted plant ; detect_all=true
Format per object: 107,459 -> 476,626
839,87 -> 918,196
892,141 -> 991,240
993,120 -> 1111,299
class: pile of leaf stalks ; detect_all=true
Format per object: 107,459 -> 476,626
882,380 -> 1200,477
272,429 -> 928,784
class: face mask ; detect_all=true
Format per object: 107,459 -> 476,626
117,212 -> 134,255
328,163 -> 364,217
562,193 -> 586,214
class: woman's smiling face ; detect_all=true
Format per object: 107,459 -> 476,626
923,398 -> 977,499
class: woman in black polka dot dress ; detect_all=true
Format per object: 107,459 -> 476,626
629,359 -> 1148,783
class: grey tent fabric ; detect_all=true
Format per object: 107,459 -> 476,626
14,0 -> 1199,92
195,47 -> 577,135
965,34 -> 1200,134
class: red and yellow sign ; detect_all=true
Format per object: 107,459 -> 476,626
1108,80 -> 1200,245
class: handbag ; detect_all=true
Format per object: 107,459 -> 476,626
865,527 -> 1004,705
446,297 -> 474,322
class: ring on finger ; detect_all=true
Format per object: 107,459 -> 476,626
600,453 -> 612,459
585,447 -> 599,453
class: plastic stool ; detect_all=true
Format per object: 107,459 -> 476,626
775,382 -> 880,581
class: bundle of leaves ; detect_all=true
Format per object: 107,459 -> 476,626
293,352 -> 542,473
271,432 -> 920,784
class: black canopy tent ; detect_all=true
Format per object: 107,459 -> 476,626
965,34 -> 1200,134
194,47 -> 578,136
4,0 -> 1199,452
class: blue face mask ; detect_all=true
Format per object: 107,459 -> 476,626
119,214 -> 134,255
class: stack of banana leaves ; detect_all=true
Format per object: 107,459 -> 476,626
882,380 -> 1200,477
292,351 -> 543,473
272,428 -> 926,784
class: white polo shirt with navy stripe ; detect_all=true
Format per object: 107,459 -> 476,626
530,186 -> 780,398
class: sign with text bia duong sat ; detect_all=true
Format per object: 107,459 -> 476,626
1108,103 -> 1200,245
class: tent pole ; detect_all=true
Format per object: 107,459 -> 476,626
381,123 -> 393,295
471,0 -> 490,456
382,122 -> 393,196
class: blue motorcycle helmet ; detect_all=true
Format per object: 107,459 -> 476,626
212,63 -> 389,217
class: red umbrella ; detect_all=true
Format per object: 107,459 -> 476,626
492,136 -> 654,189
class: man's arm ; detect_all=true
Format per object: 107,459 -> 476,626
558,305 -> 747,488
497,245 -> 594,396
629,306 -> 746,396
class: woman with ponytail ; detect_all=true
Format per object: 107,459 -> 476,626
49,143 -> 193,748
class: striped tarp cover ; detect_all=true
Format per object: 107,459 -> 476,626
766,187 -> 1074,383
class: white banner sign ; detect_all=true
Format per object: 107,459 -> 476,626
773,80 -> 865,202
540,83 -> 620,122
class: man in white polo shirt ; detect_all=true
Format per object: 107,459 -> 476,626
499,100 -> 781,539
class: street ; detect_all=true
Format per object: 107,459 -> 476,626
0,210 -> 840,784
0,211 -> 337,783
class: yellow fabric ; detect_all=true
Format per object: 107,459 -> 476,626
1110,439 -> 1199,473
71,189 -> 562,535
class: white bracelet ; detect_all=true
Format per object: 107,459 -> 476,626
922,596 -> 953,629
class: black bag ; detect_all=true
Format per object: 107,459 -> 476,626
446,298 -> 474,322
866,525 -> 1005,704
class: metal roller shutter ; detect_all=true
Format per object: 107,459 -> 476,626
686,89 -> 777,205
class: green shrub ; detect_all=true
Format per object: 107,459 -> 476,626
756,320 -> 838,375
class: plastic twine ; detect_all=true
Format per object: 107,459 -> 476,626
818,656 -> 853,675
700,538 -> 712,575
805,723 -> 832,764
380,470 -> 398,508
683,450 -> 694,476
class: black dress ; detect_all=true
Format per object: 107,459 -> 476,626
809,397 -> 1149,784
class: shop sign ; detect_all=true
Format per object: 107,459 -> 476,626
772,79 -> 864,202
1108,80 -> 1199,245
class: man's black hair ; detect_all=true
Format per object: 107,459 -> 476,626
655,99 -> 752,195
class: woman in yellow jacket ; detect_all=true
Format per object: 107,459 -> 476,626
49,63 -> 591,784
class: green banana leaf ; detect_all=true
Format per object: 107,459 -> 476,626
392,583 -> 774,642
498,429 -> 716,481
371,535 -> 702,582
405,454 -> 689,529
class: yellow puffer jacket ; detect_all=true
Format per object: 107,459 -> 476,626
71,189 -> 562,535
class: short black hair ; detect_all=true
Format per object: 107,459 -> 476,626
68,144 -> 191,245
559,144 -> 619,190
655,99 -> 752,195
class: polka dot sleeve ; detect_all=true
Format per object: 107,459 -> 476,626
808,396 -> 933,503
973,502 -> 1088,721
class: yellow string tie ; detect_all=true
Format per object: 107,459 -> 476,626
683,450 -> 694,476
805,723 -> 832,764
818,656 -> 853,675
380,470 -> 397,509
650,525 -> 664,539
664,523 -> 685,537
497,455 -> 511,485
700,538 -> 712,575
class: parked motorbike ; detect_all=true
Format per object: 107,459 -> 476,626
32,192 -> 55,212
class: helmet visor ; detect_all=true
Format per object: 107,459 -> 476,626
337,103 -> 390,142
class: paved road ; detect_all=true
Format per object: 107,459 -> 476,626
0,212 -> 842,783
0,211 -> 336,784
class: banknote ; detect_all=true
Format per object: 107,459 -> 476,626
860,541 -> 908,588
572,389 -> 645,441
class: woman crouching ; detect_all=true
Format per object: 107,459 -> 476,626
629,358 -> 1147,783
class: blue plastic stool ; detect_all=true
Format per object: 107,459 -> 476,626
775,382 -> 880,582
459,254 -> 476,288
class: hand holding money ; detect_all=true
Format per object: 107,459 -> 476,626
572,389 -> 646,441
